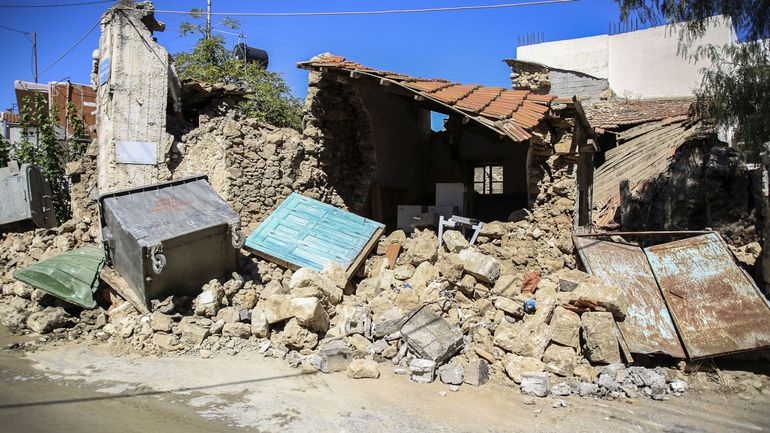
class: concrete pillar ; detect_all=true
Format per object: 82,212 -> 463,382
94,0 -> 175,194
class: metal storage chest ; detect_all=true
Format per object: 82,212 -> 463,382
0,162 -> 57,229
98,176 -> 244,307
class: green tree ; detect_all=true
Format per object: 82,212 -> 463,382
0,137 -> 9,167
174,11 -> 303,130
616,0 -> 770,158
14,93 -> 88,223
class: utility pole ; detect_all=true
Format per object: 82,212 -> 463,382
33,32 -> 38,83
206,0 -> 211,38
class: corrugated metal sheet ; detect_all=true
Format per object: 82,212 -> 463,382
592,119 -> 705,226
245,193 -> 384,277
645,233 -> 770,359
574,237 -> 686,358
13,245 -> 105,309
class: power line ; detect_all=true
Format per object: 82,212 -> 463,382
40,20 -> 99,74
0,23 -> 30,35
130,0 -> 577,17
0,0 -> 112,8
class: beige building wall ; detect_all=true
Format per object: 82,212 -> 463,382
516,18 -> 737,99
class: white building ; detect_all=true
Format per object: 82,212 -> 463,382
516,18 -> 737,99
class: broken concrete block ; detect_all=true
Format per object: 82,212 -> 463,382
250,306 -> 270,338
289,267 -> 343,305
458,249 -> 500,283
435,254 -> 464,283
494,297 -> 524,318
479,221 -> 506,238
311,339 -> 353,373
152,332 -> 179,351
438,362 -> 464,385
573,364 -> 599,383
260,295 -> 294,324
259,280 -> 286,300
409,358 -> 436,384
347,359 -> 380,379
463,358 -> 489,386
371,308 -> 405,338
369,338 -> 390,355
215,306 -> 241,324
408,230 -> 439,265
178,317 -> 211,346
550,306 -> 580,348
494,320 -> 552,359
520,372 -> 549,397
341,306 -> 372,337
150,311 -> 173,333
290,297 -> 330,333
222,322 -> 252,339
581,312 -> 621,364
572,278 -> 628,319
579,382 -> 599,397
442,230 -> 469,253
494,274 -> 519,296
281,318 -> 318,350
401,306 -> 464,363
320,261 -> 348,290
347,333 -> 372,355
406,262 -> 439,291
193,280 -> 225,317
26,307 -> 70,334
542,345 -> 577,377
502,354 -> 545,384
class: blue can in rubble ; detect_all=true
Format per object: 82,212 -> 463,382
524,298 -> 537,313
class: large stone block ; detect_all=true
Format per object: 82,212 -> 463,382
550,306 -> 580,348
502,354 -> 545,384
458,249 -> 500,283
581,312 -> 621,364
542,344 -> 577,376
401,306 -> 464,363
311,339 -> 353,373
494,320 -> 552,360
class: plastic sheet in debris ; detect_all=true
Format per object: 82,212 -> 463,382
13,245 -> 105,309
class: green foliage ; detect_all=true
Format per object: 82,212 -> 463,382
616,0 -> 770,157
13,93 -> 89,223
175,14 -> 303,131
0,137 -> 9,167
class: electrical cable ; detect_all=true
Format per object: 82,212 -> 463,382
0,23 -> 30,35
0,0 -> 112,8
128,0 -> 578,17
40,20 -> 99,74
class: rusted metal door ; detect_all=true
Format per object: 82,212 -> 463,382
574,237 -> 686,358
645,233 -> 770,359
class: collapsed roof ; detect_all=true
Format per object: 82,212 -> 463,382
585,97 -> 696,130
298,54 -> 594,148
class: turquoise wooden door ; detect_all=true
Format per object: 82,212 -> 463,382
245,193 -> 384,272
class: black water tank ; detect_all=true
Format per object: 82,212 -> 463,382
233,43 -> 268,68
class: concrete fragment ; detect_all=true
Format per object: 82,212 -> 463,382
435,254 -> 464,283
550,306 -> 580,348
347,359 -> 380,379
494,320 -> 552,359
371,308 -> 405,338
579,382 -> 600,397
401,306 -> 464,363
463,359 -> 490,386
458,249 -> 500,283
494,297 -> 524,318
520,372 -> 549,397
178,317 -> 211,346
442,230 -> 469,252
26,307 -> 70,334
438,362 -> 464,385
281,318 -> 318,350
215,306 -> 241,324
311,339 -> 353,373
572,278 -> 628,319
406,262 -> 439,291
260,295 -> 294,324
152,333 -> 179,350
551,382 -> 572,396
223,322 -> 252,339
581,312 -> 621,364
408,230 -> 439,265
290,297 -> 330,333
250,307 -> 270,338
193,280 -> 224,317
542,345 -> 577,377
573,364 -> 599,383
289,267 -> 343,305
341,306 -> 372,337
502,354 -> 545,384
409,358 -> 436,384
150,312 -> 173,332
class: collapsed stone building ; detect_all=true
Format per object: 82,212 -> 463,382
2,0 -> 770,406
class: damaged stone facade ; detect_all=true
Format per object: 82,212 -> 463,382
505,59 -> 611,103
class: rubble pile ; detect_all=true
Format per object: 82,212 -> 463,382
0,162 -> 695,402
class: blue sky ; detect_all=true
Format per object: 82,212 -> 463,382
0,0 -> 632,113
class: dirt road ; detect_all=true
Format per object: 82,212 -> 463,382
1,328 -> 768,433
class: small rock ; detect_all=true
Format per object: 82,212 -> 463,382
346,359 -> 380,379
520,372 -> 549,397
